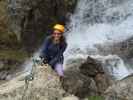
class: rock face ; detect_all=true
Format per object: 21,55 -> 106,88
0,58 -> 25,80
80,57 -> 112,94
0,0 -> 77,81
104,74 -> 133,100
0,0 -> 16,48
0,64 -> 66,100
0,56 -> 113,99
7,0 -> 77,52
62,56 -> 111,98
0,0 -> 77,53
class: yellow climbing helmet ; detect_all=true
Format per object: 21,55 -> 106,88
53,24 -> 65,33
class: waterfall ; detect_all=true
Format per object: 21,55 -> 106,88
64,0 -> 133,80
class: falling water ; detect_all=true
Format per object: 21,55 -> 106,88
64,0 -> 133,80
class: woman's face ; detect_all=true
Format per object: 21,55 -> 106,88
53,30 -> 62,41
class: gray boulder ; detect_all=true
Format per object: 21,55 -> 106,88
104,74 -> 133,100
62,56 -> 111,98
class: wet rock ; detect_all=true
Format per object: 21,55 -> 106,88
104,74 -> 133,100
79,56 -> 104,77
96,36 -> 133,62
63,68 -> 97,98
80,56 -> 111,94
0,59 -> 23,80
0,71 -> 9,80
63,56 -> 110,98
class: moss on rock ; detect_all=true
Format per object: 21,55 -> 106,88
0,49 -> 28,62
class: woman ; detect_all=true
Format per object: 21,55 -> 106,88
40,24 -> 67,77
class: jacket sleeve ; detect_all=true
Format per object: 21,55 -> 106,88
40,36 -> 50,59
49,41 -> 67,66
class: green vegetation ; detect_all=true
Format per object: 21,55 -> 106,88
0,0 -> 19,47
0,32 -> 18,44
0,49 -> 28,62
88,96 -> 104,100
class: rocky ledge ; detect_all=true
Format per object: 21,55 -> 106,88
0,56 -> 111,100
104,74 -> 133,100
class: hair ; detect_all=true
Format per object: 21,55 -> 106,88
60,35 -> 66,43
51,35 -> 66,44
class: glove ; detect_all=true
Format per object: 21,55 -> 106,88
39,55 -> 44,59
43,58 -> 48,64
39,56 -> 48,64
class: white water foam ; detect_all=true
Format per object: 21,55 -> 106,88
64,0 -> 133,80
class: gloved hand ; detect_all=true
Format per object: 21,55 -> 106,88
39,56 -> 48,64
43,58 -> 48,64
39,55 -> 44,59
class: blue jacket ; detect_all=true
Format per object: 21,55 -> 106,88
40,36 -> 67,67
